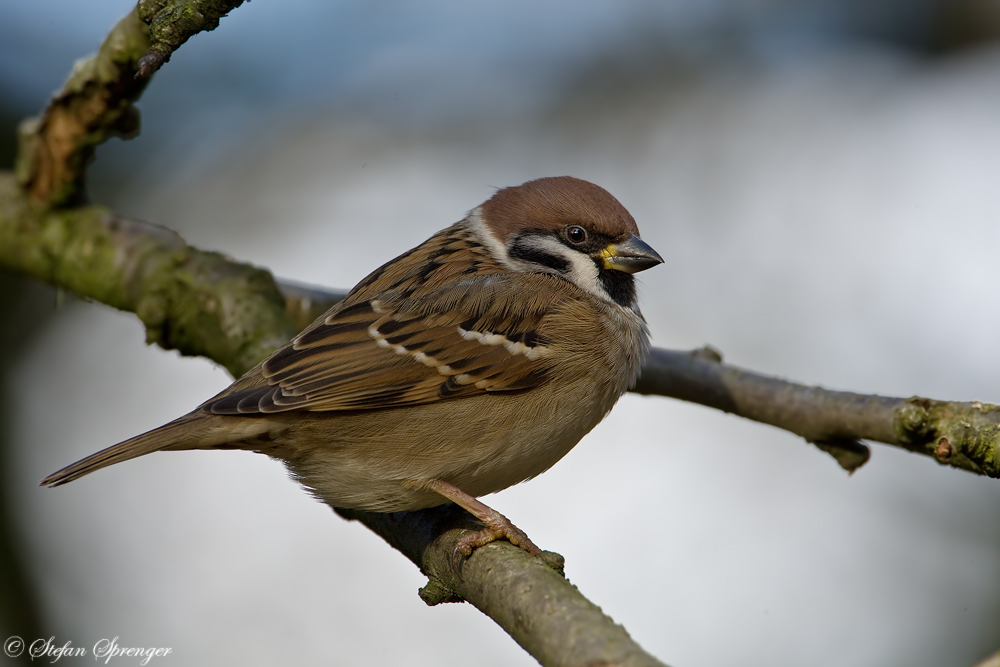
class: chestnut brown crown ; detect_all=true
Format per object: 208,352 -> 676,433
481,176 -> 640,244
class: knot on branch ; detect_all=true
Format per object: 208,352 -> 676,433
418,578 -> 465,606
812,439 -> 871,474
894,397 -> 1000,478
896,398 -> 933,442
419,547 -> 565,605
690,345 -> 723,363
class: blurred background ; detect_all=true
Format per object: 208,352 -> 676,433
2,1 -> 1000,665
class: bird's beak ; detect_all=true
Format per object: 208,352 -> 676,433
600,234 -> 664,274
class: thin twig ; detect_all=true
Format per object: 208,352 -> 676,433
633,347 -> 998,477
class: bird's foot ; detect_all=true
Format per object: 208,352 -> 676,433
456,512 -> 542,557
415,478 -> 543,557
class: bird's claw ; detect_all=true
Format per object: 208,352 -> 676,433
457,516 -> 542,557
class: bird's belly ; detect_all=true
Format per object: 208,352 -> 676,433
279,378 -> 620,512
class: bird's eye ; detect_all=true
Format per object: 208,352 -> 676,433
565,225 -> 588,244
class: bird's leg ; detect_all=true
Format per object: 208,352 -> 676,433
420,479 -> 542,557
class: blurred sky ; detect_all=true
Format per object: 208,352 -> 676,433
0,0 -> 955,152
0,1 -> 943,108
3,1 -> 1000,667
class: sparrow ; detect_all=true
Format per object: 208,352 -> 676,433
41,176 -> 663,556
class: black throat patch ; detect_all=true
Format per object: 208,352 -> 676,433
596,262 -> 638,309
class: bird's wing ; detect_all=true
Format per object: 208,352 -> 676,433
207,273 -> 562,415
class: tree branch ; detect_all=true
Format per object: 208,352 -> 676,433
336,506 -> 668,667
0,173 -> 295,378
16,8 -> 151,206
135,0 -> 248,78
14,1 -> 250,205
632,347 -> 999,478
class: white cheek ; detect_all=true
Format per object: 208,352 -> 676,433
466,207 -> 517,269
565,248 -> 602,295
516,236 -> 608,301
466,212 -> 614,303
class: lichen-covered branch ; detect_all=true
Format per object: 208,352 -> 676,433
135,0 -> 247,78
15,9 -> 152,206
14,1 -> 250,206
0,173 -> 295,377
336,506 -> 669,667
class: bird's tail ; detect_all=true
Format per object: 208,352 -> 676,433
40,411 -> 251,487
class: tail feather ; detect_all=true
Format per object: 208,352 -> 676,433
41,412 -> 225,487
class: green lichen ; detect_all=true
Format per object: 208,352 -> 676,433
894,397 -> 1000,478
0,173 -> 296,378
136,0 -> 246,75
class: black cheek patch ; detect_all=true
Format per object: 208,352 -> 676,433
509,236 -> 570,273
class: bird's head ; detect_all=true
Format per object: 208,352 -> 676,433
474,176 -> 663,309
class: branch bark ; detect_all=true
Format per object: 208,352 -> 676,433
336,506 -> 667,667
135,0 -> 248,78
16,8 -> 151,206
633,348 -> 999,478
14,1 -> 249,205
0,173 -> 295,378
